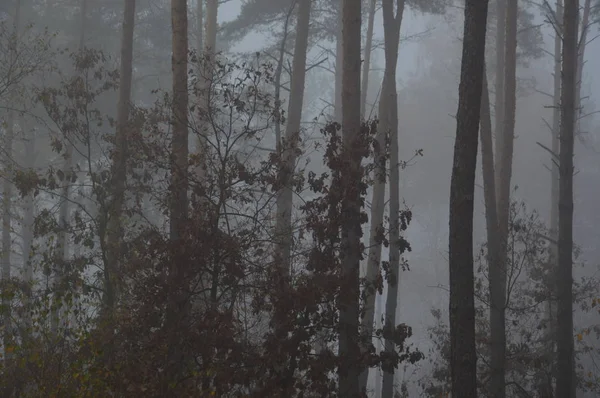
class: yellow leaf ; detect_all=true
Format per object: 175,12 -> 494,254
577,333 -> 583,341
5,346 -> 15,353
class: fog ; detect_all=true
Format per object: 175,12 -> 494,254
0,0 -> 599,396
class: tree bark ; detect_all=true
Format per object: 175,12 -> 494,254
360,0 -> 376,119
556,0 -> 577,395
338,0 -> 362,396
274,0 -> 311,275
448,0 -> 489,396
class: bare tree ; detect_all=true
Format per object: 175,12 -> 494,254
448,0 -> 489,397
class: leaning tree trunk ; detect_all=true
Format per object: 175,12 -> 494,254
574,0 -> 590,136
360,0 -> 376,119
448,0 -> 489,397
556,0 -> 577,396
338,0 -> 362,396
274,0 -> 311,277
104,0 -> 136,312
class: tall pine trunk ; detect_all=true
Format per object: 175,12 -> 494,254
448,0 -> 489,396
556,0 -> 577,395
338,0 -> 362,396
274,0 -> 311,275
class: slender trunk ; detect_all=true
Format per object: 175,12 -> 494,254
1,2 -> 19,380
2,114 -> 14,354
53,0 -> 86,333
494,0 -> 505,191
377,1 -> 405,397
547,1 -> 562,394
338,0 -> 362,396
274,0 -> 311,275
490,0 -> 517,395
449,0 -> 489,397
334,0 -> 343,122
104,0 -> 135,311
574,0 -> 590,135
360,0 -> 376,119
194,0 -> 217,195
170,0 -> 189,241
273,6 -> 294,157
164,0 -> 189,391
481,69 -> 506,398
197,0 -> 203,55
556,0 -> 577,395
22,126 -> 35,331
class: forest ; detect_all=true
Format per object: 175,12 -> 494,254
0,0 -> 599,396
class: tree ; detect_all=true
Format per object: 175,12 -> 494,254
104,0 -> 135,312
556,0 -> 577,395
379,0 -> 406,396
274,0 -> 311,273
448,0 -> 489,397
338,0 -> 362,396
360,0 -> 376,120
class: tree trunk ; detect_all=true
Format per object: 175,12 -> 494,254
494,0 -> 505,192
194,0 -> 217,196
21,124 -> 35,332
1,1 -> 20,381
556,0 -> 577,395
53,0 -> 87,334
104,0 -> 135,312
489,0 -> 517,395
274,0 -> 311,275
334,0 -> 343,122
170,0 -> 189,241
358,0 -> 405,389
575,0 -> 590,136
273,5 -> 294,151
480,68 -> 505,398
197,0 -> 203,55
378,1 -> 405,397
546,1 -> 562,394
360,0 -> 376,119
338,0 -> 362,396
448,0 -> 489,397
